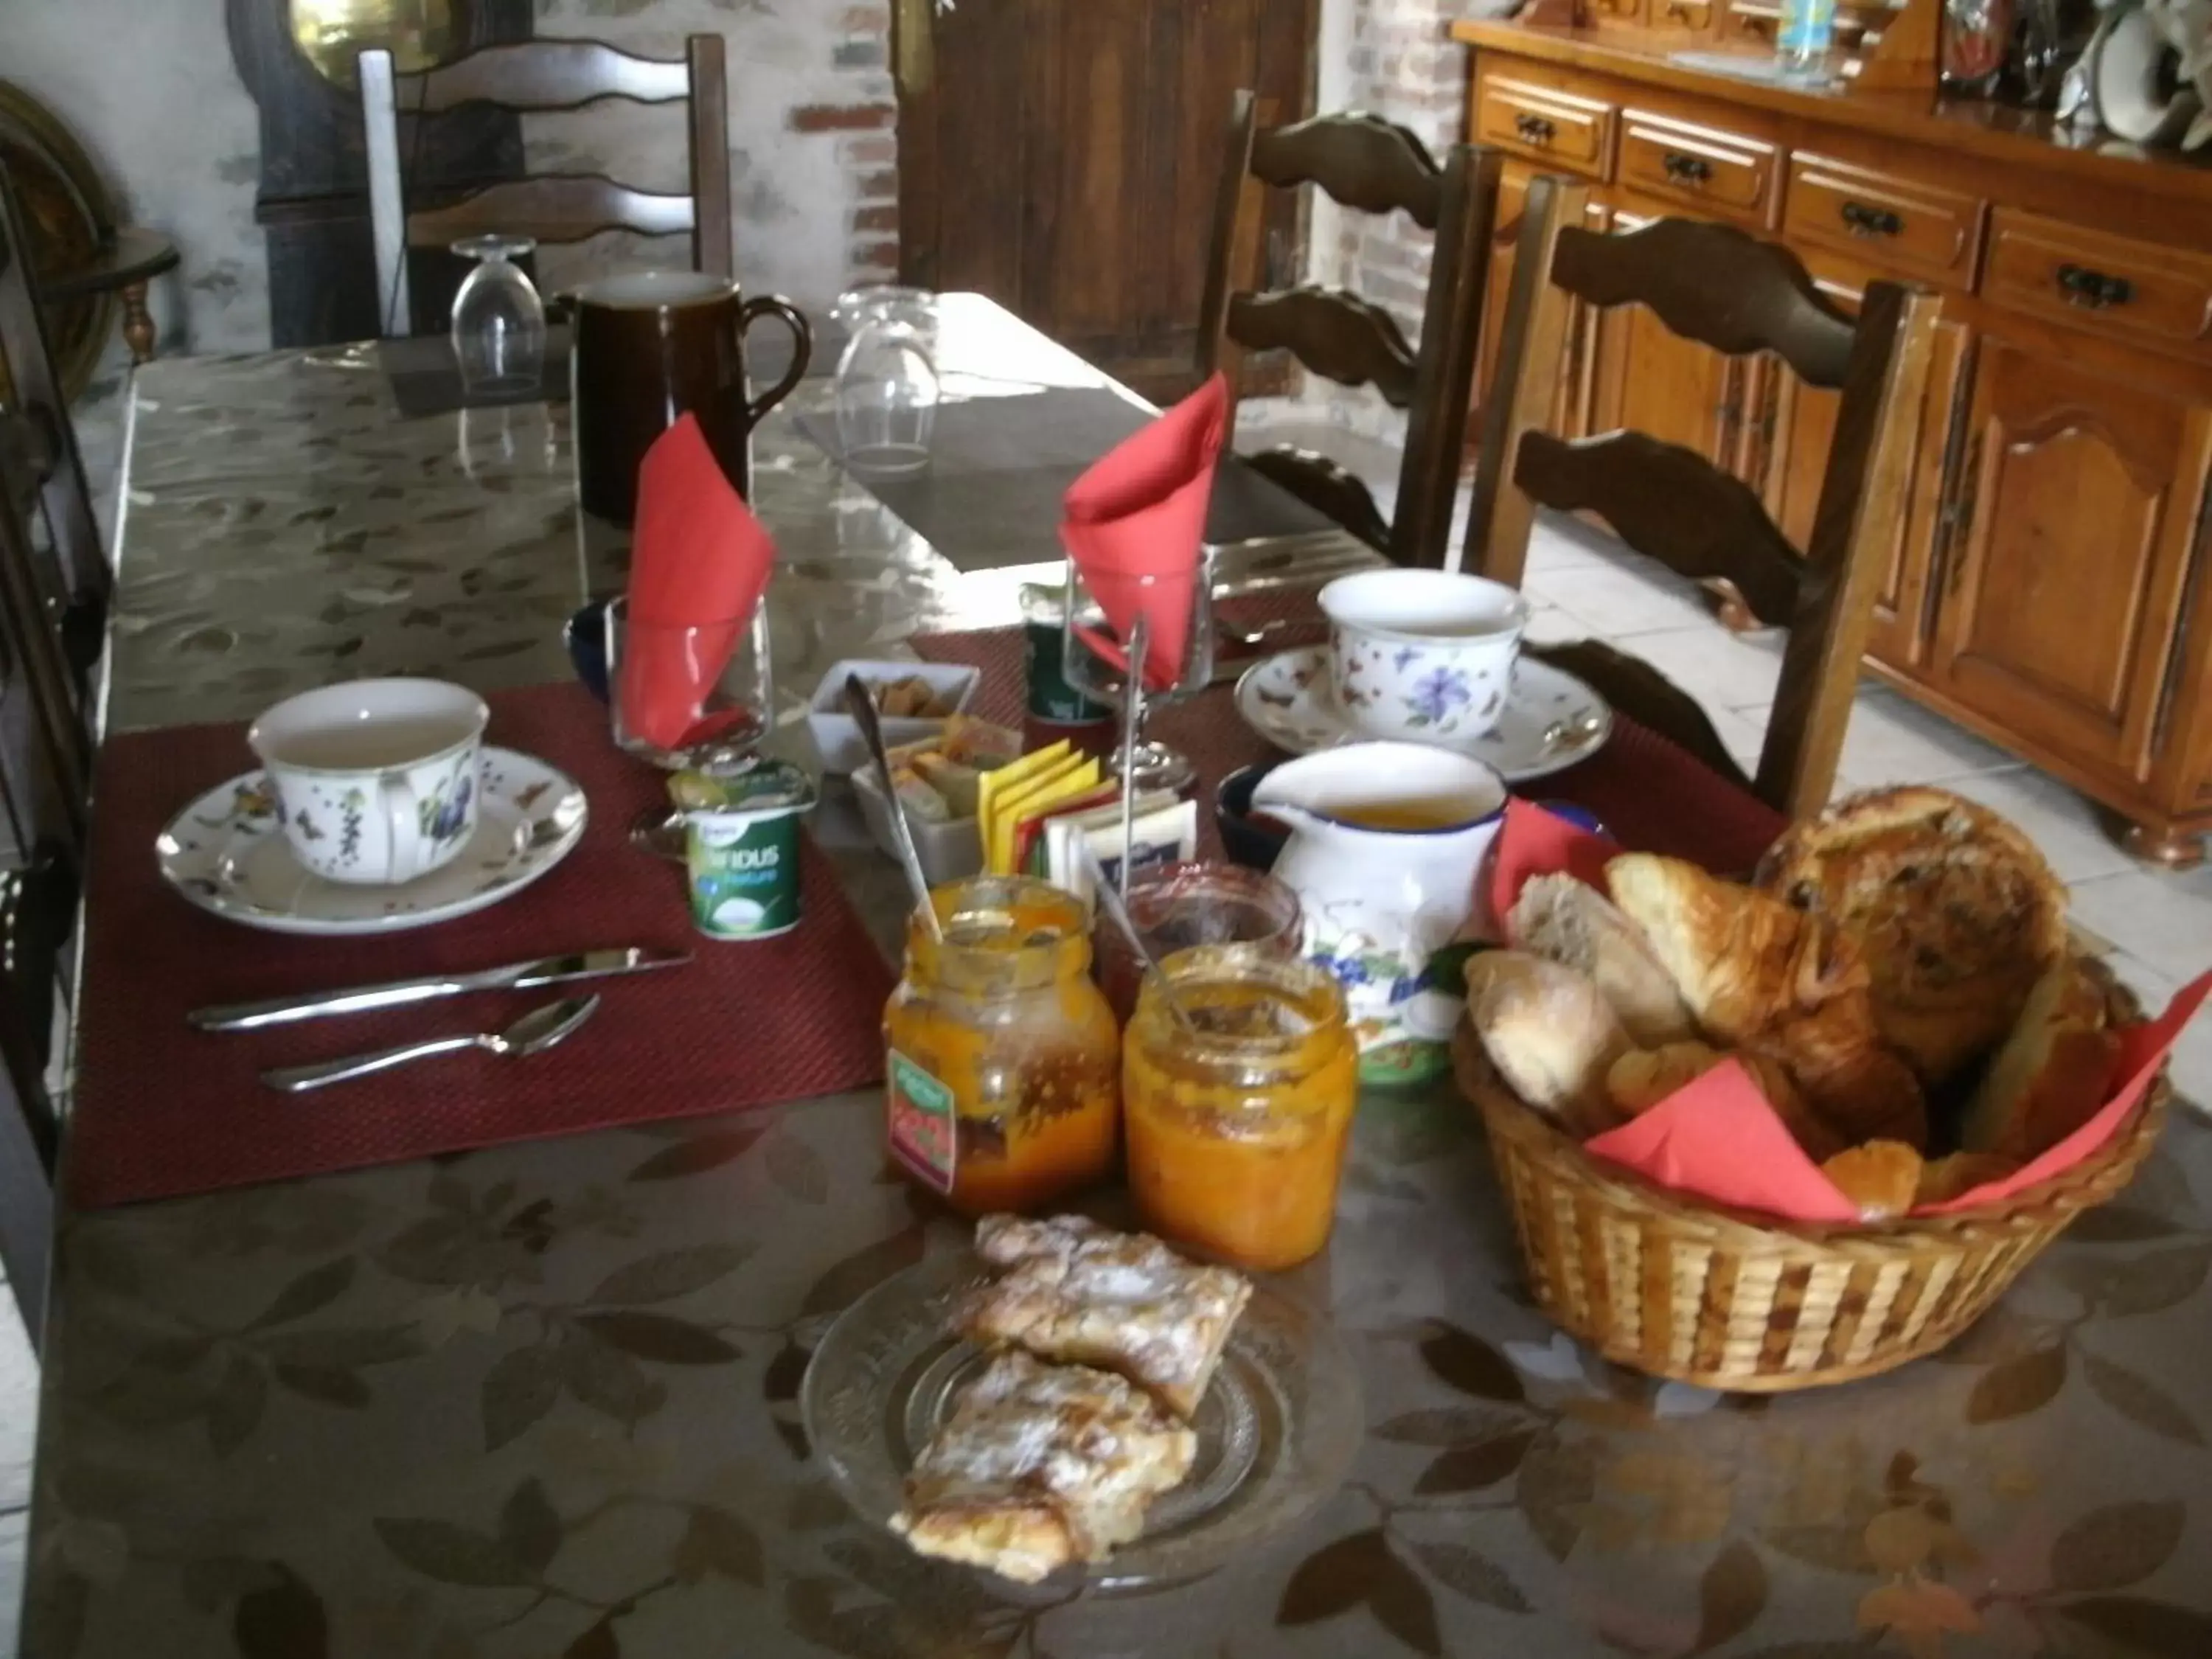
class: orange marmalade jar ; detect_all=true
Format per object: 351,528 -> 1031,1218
1123,945 -> 1359,1271
883,876 -> 1121,1216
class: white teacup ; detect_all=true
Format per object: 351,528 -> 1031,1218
1319,569 -> 1530,743
248,679 -> 490,886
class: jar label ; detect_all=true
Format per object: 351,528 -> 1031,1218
886,1049 -> 957,1193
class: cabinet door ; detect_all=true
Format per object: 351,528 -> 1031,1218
1928,335 -> 2212,786
1753,255 -> 1969,671
1585,201 -> 1753,468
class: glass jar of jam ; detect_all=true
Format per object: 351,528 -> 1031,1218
1092,860 -> 1302,1027
1122,944 -> 1359,1270
883,876 -> 1121,1216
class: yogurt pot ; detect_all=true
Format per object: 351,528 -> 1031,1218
672,761 -> 817,941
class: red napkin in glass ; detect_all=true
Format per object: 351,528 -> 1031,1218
619,414 -> 776,750
1064,375 -> 1228,690
1484,802 -> 2208,1223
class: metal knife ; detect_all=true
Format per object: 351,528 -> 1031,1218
189,947 -> 690,1033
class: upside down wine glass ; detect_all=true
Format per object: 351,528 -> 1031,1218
449,234 -> 546,396
1059,552 -> 1217,801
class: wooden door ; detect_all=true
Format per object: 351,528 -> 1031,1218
1927,333 -> 2212,787
897,0 -> 1315,401
1585,198 -> 1753,467
1750,253 -> 1969,671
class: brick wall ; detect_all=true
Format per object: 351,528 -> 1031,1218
789,2 -> 902,288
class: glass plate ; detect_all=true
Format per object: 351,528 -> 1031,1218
801,1248 -> 1363,1589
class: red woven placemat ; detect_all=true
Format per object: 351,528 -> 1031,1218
911,617 -> 1787,874
68,683 -> 893,1209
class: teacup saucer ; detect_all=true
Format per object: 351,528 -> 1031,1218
158,747 -> 588,936
1232,647 -> 1612,783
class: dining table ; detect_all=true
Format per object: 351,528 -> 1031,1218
20,292 -> 2212,1659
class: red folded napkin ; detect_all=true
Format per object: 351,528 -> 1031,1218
619,414 -> 776,749
1484,801 -> 2209,1223
1064,375 -> 1228,690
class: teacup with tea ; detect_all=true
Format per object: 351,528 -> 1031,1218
248,679 -> 490,886
1319,569 -> 1530,744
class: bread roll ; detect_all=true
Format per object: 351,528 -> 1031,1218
1913,1152 -> 2021,1209
1958,959 -> 2121,1161
1821,1140 -> 1925,1222
1757,787 -> 2068,1084
1606,854 -> 1927,1149
1509,874 -> 1699,1046
1464,951 -> 1631,1138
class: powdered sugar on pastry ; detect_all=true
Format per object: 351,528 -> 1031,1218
964,1214 -> 1253,1419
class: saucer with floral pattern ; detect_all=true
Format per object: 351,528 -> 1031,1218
1232,647 -> 1611,783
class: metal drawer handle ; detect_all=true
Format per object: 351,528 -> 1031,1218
1840,201 -> 1903,237
1514,112 -> 1558,144
2056,262 -> 2134,309
1662,151 -> 1714,184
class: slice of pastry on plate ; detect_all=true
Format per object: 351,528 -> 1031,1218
893,1349 -> 1197,1583
963,1215 -> 1252,1419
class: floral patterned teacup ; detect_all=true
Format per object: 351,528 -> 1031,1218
1318,569 -> 1530,744
248,679 -> 489,886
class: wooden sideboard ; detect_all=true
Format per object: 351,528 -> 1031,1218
1452,18 -> 2212,866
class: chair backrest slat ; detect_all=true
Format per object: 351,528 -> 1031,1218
406,175 -> 696,250
413,38 -> 693,114
1249,111 -> 1445,229
1225,288 -> 1419,408
1467,174 -> 1942,817
1198,89 -> 1499,570
362,33 -> 733,335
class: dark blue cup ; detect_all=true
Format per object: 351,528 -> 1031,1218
566,600 -> 610,703
1214,762 -> 1290,871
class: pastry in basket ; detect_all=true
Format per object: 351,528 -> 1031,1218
1914,1150 -> 2022,1208
1607,854 -> 1928,1149
1507,874 -> 1698,1046
1463,951 -> 1631,1138
1604,1043 -> 1845,1161
891,1349 -> 1197,1583
1958,956 -> 2123,1161
961,1215 -> 1252,1419
1820,1140 -> 1924,1222
1756,787 -> 2069,1083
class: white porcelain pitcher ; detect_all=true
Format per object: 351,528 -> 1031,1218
1251,742 -> 1507,1082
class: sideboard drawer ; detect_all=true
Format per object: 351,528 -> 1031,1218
1475,75 -> 1615,177
1618,109 -> 1777,226
1783,154 -> 1983,291
1984,209 -> 2212,358
1719,0 -> 1782,46
1652,0 -> 1715,30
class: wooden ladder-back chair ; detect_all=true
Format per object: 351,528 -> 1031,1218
1198,90 -> 1500,570
0,161 -> 107,759
1464,175 -> 1941,819
361,35 -> 733,336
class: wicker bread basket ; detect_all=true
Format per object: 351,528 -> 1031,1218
1454,981 -> 2170,1391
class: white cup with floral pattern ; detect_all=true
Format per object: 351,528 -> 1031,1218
1319,569 -> 1530,744
248,679 -> 490,886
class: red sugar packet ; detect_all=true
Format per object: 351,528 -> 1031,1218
1485,800 -> 2204,1224
619,414 -> 776,749
1064,375 -> 1227,689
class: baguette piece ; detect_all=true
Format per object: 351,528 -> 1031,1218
1607,854 -> 1927,1149
893,1351 -> 1196,1582
1958,959 -> 2121,1161
1757,787 -> 2068,1083
962,1216 -> 1251,1420
1508,874 -> 1698,1046
1464,950 -> 1632,1138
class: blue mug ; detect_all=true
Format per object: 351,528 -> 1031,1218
1532,799 -> 1607,839
566,601 -> 611,703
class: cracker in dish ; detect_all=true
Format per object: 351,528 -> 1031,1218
892,1349 -> 1197,1583
961,1214 -> 1252,1419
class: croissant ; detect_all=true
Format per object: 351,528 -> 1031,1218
1607,854 -> 1927,1148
